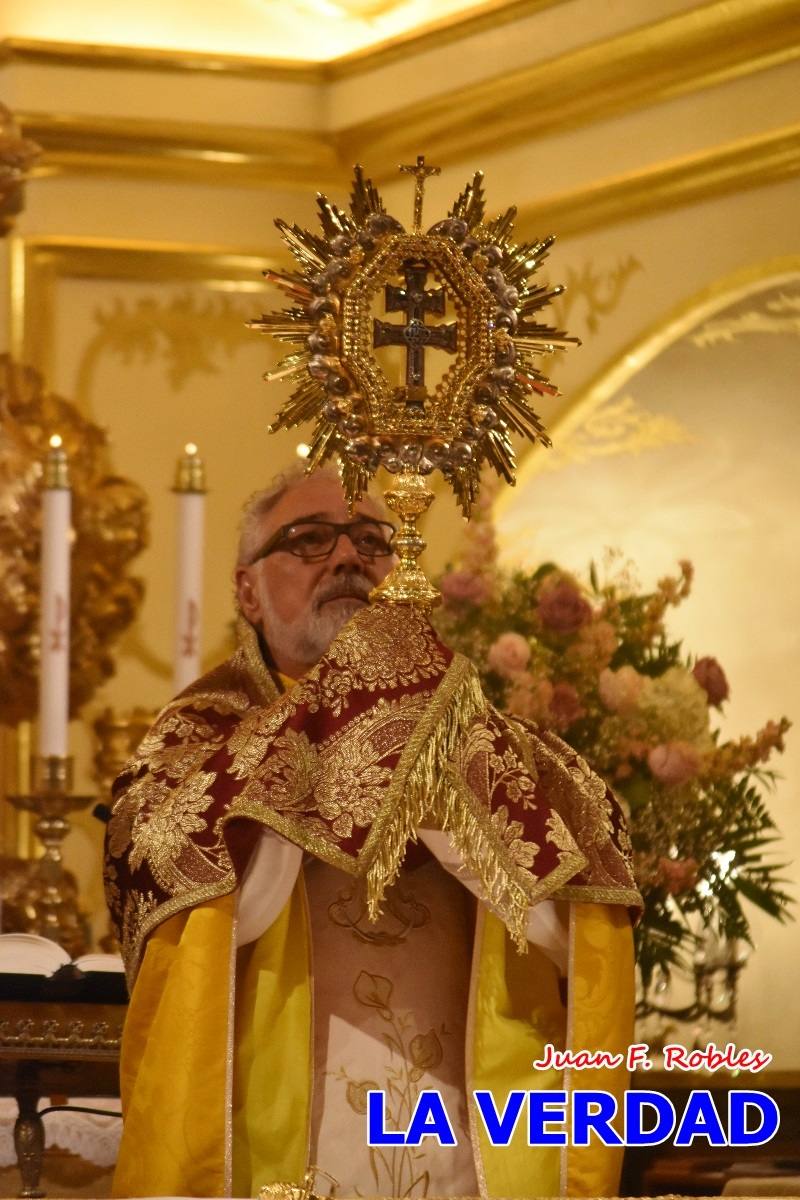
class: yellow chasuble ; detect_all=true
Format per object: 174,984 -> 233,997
114,891 -> 632,1198
109,615 -> 640,1198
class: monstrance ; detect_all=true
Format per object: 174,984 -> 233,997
251,157 -> 578,606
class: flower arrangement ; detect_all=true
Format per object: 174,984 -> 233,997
434,486 -> 792,990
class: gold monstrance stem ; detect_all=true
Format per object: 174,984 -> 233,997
370,472 -> 440,609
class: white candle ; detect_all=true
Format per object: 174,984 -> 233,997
173,443 -> 206,693
38,434 -> 72,758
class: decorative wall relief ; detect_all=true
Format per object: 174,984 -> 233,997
550,255 -> 643,335
535,394 -> 693,473
75,290 -> 257,410
0,356 -> 149,725
691,289 -> 800,347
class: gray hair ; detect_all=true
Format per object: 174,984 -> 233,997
236,465 -> 328,566
236,462 -> 390,567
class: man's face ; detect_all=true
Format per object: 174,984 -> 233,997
234,474 -> 394,679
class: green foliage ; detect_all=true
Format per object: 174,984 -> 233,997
435,553 -> 793,983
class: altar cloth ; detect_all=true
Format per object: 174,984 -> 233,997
0,1096 -> 122,1169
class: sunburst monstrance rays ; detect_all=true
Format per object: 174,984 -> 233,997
251,163 -> 578,515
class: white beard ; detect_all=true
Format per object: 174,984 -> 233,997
261,574 -> 370,673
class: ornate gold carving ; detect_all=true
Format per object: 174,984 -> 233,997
0,103 -> 39,237
499,255 -> 800,501
534,394 -> 694,473
691,288 -> 800,346
75,290 -> 257,409
0,356 -> 149,726
0,1003 -> 124,1055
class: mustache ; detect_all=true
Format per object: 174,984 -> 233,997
313,572 -> 372,609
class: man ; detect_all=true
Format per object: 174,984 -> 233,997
105,467 -> 640,1200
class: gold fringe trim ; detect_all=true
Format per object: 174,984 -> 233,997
360,653 -> 483,913
122,642 -> 637,981
361,651 -> 587,952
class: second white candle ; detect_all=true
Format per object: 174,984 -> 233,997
38,435 -> 72,758
173,443 -> 206,693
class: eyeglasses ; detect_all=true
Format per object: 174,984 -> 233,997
248,518 -> 397,564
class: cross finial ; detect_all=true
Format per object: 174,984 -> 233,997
400,155 -> 441,232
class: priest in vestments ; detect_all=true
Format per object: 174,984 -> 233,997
104,468 -> 641,1199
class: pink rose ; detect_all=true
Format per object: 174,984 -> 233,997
487,631 -> 531,678
599,665 -> 646,714
693,656 -> 730,707
549,681 -> 584,731
647,740 -> 701,787
536,575 -> 592,634
506,674 -> 554,723
439,569 -> 491,608
657,856 -> 699,896
568,619 -> 619,668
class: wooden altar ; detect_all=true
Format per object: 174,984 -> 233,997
0,998 -> 124,1199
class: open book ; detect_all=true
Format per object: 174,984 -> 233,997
0,932 -> 124,976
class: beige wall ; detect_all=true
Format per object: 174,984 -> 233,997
1,0 -> 798,1057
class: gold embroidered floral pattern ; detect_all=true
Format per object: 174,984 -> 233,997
227,707 -> 283,779
103,859 -> 121,917
457,714 -> 538,817
534,728 -> 639,896
136,706 -> 224,753
127,770 -> 217,885
121,888 -> 158,963
316,761 -> 392,838
291,606 -> 449,718
228,693 -> 430,855
105,604 -> 640,980
324,606 -> 448,689
546,810 -> 579,856
490,805 -> 538,868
